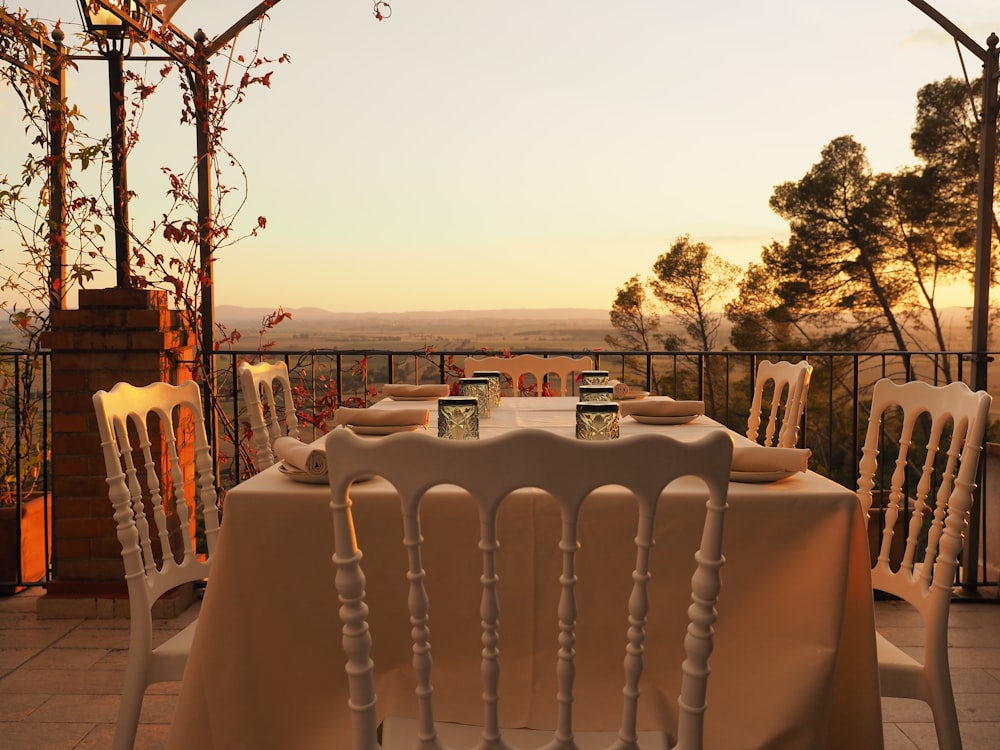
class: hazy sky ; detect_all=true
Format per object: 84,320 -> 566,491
3,1 -> 999,313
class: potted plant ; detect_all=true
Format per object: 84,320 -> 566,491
0,480 -> 50,595
0,318 -> 50,594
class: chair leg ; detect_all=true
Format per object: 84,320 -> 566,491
928,691 -> 963,750
112,676 -> 145,750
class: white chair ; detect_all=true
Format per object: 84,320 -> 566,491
857,378 -> 991,750
327,427 -> 733,750
238,360 -> 301,470
92,380 -> 221,750
464,354 -> 593,397
746,359 -> 813,448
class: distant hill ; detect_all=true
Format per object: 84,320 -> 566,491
0,304 -> 976,353
216,306 -> 609,324
215,305 -> 614,351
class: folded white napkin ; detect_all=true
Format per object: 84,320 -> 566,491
332,407 -> 430,429
731,444 -> 811,474
607,379 -> 631,399
273,436 -> 326,476
619,397 -> 705,418
382,383 -> 450,399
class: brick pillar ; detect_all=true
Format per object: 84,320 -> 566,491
38,288 -> 196,618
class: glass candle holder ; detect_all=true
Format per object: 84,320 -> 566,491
472,370 -> 503,408
580,370 -> 610,387
579,384 -> 615,402
438,396 -> 479,440
576,402 -> 620,440
459,377 -> 491,419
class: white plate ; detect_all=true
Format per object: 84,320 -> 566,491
278,463 -> 328,484
348,423 -> 425,435
387,394 -> 445,401
617,391 -> 649,400
278,463 -> 374,484
630,413 -> 699,425
729,470 -> 796,483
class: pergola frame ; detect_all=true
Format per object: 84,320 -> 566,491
0,2 -> 285,458
74,0 -> 285,398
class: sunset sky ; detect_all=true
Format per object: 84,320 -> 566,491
3,1 -> 999,314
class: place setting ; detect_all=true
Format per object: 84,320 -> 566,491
579,372 -> 698,424
381,383 -> 451,401
332,406 -> 431,435
273,407 -> 432,483
728,443 -> 811,483
273,436 -> 330,484
618,396 -> 706,425
610,379 -> 648,400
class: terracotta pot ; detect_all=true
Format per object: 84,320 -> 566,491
0,494 -> 50,595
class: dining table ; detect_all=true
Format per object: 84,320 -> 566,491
166,396 -> 883,750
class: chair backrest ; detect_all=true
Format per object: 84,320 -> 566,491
857,378 -> 991,613
327,427 -> 733,750
746,359 -> 813,448
238,360 -> 301,470
92,380 -> 220,613
463,354 -> 594,397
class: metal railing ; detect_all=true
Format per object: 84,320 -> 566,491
212,347 -> 997,594
212,347 -> 983,484
3,347 -> 997,594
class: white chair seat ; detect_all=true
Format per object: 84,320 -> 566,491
147,619 -> 198,684
875,632 -> 928,699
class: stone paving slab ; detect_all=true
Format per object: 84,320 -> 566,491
0,589 -> 998,749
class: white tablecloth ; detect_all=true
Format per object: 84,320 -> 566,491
168,397 -> 882,750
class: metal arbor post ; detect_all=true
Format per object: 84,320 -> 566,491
906,1 -> 999,593
106,47 -> 131,286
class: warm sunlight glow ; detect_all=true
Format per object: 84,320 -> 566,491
2,1 -> 997,316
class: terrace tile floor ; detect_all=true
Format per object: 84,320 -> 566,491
0,587 -> 998,749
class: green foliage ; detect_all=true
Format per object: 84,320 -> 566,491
765,136 -> 916,351
605,274 -> 662,392
650,234 -> 740,353
603,69 -> 998,485
648,235 -> 740,413
725,251 -> 806,351
726,75 -> 997,371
